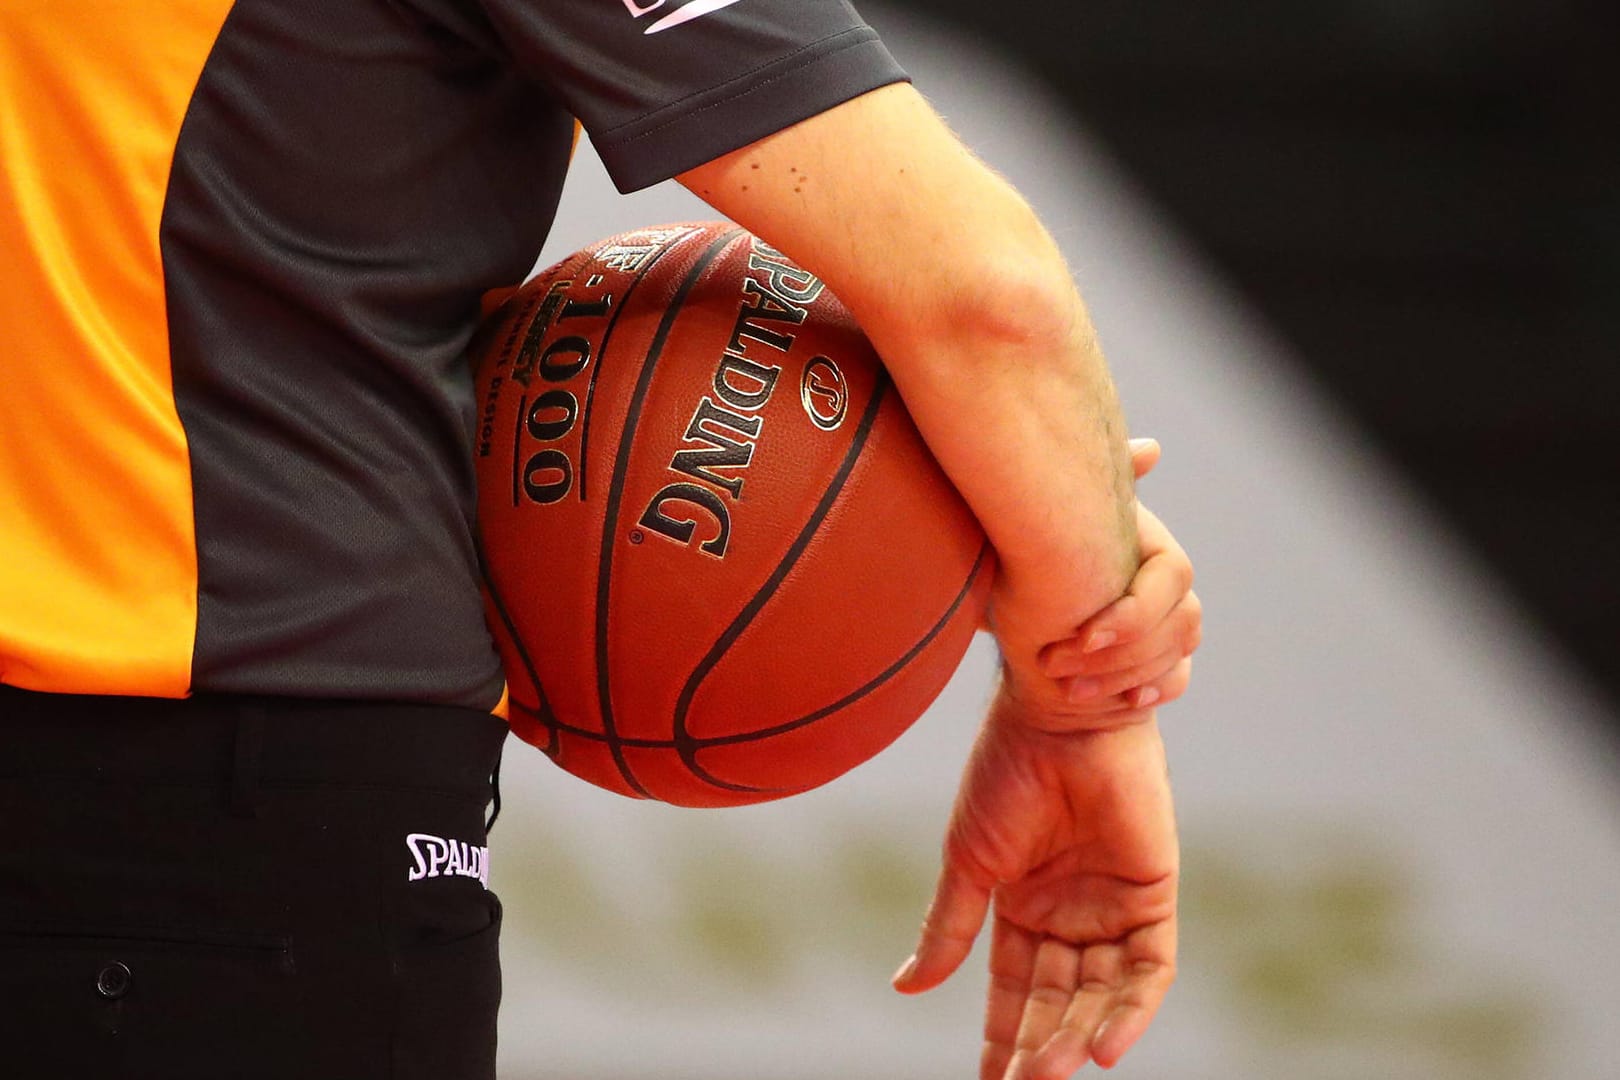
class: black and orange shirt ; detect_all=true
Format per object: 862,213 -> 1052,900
0,0 -> 905,709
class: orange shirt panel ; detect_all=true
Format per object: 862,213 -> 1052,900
0,2 -> 235,695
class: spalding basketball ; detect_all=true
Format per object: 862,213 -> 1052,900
471,222 -> 992,807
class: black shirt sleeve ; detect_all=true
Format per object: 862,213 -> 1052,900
469,0 -> 909,191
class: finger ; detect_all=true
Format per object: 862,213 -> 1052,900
1128,438 -> 1161,480
1043,542 -> 1190,672
1090,980 -> 1174,1069
1040,571 -> 1197,679
982,916 -> 1037,1080
1089,920 -> 1178,1069
1085,547 -> 1192,653
1026,940 -> 1128,1080
895,859 -> 992,995
1035,503 -> 1186,673
1067,655 -> 1193,717
1061,646 -> 1182,706
1182,590 -> 1204,655
1129,656 -> 1192,712
1046,590 -> 1202,683
1048,940 -> 1129,1077
1005,938 -> 1081,1080
982,1039 -> 1016,1080
1036,919 -> 1177,1077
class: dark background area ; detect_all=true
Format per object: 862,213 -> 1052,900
889,0 -> 1620,727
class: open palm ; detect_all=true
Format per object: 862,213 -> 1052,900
893,691 -> 1178,1079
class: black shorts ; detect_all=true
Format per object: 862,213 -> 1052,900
0,686 -> 508,1080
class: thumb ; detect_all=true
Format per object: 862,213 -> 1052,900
892,859 -> 992,995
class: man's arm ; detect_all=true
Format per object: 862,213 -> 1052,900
679,83 -> 1140,702
682,83 -> 1183,1079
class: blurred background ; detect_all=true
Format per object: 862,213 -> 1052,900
492,3 -> 1620,1077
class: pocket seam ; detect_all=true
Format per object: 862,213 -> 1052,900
0,922 -> 291,954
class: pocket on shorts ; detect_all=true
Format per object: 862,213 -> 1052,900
391,891 -> 503,1080
0,923 -> 294,1070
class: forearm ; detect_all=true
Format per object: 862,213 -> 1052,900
865,274 -> 1139,634
681,85 -> 1139,671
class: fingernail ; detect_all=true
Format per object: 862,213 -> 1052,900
1067,677 -> 1102,701
892,954 -> 918,985
1135,686 -> 1160,707
1083,631 -> 1116,653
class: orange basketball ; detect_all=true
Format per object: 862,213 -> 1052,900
471,222 -> 992,807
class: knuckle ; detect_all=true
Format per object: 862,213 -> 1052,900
1027,984 -> 1072,1010
1133,958 -> 1177,990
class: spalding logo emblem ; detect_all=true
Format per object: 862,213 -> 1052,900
800,356 -> 849,431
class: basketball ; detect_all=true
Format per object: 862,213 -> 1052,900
471,222 -> 993,807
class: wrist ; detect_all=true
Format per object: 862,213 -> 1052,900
993,663 -> 1158,737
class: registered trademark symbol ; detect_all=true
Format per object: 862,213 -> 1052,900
629,529 -> 644,544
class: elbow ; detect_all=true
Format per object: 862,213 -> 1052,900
867,223 -> 1092,375
939,243 -> 1091,360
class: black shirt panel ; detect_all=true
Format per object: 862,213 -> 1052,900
164,0 -> 574,706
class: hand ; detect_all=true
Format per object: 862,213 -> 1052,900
1038,440 -> 1200,715
893,689 -> 1178,1078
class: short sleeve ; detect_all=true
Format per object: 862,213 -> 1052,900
470,0 -> 909,192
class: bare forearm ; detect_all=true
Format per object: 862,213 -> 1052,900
865,280 -> 1139,624
681,85 -> 1139,669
